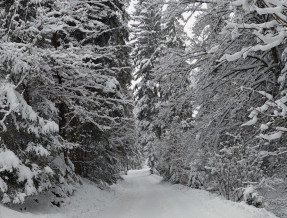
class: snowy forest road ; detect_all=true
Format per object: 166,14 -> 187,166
2,168 -> 277,218
96,168 -> 276,218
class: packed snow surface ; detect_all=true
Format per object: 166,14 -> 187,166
0,168 -> 278,218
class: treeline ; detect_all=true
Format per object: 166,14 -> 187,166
0,0 -> 140,205
132,0 -> 287,214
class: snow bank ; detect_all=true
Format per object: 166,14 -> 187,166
0,205 -> 48,218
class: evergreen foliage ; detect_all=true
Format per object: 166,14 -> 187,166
0,0 -> 138,204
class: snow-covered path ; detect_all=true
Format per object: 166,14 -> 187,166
1,168 -> 278,218
97,168 -> 277,218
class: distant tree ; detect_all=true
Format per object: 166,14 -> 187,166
152,6 -> 193,183
131,0 -> 163,164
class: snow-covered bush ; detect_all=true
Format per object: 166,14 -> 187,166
188,164 -> 205,189
243,186 -> 264,208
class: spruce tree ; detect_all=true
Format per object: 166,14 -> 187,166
131,0 -> 163,171
0,0 -> 137,203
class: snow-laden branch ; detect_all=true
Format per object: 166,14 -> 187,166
241,88 -> 287,141
220,0 -> 287,64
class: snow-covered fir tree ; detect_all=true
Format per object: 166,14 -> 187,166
0,0 -> 137,204
152,4 -> 194,184
130,0 -> 163,172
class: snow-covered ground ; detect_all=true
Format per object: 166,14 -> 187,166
1,168 -> 278,218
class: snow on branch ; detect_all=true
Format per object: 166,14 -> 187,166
0,81 -> 58,135
220,0 -> 287,62
242,88 -> 287,141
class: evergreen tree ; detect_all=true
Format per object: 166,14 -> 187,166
152,5 -> 193,183
0,0 -> 79,204
131,0 -> 163,171
0,0 -> 137,203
